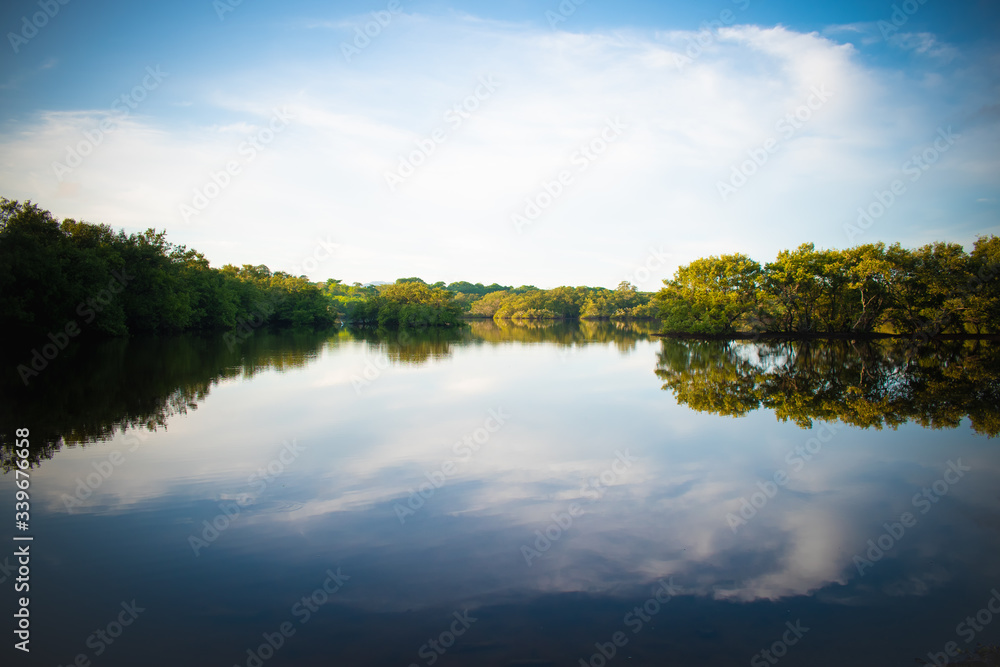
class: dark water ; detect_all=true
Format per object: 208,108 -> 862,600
2,322 -> 999,666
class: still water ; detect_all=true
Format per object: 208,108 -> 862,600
2,321 -> 999,666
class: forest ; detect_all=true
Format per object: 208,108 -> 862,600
0,199 -> 656,343
320,277 -> 657,325
656,239 -> 1000,335
3,200 -> 998,348
0,199 -> 335,341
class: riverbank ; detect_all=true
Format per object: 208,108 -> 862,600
653,331 -> 1000,341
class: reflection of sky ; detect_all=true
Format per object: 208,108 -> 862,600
6,336 -> 1000,665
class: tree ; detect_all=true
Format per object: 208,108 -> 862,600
469,290 -> 508,317
351,281 -> 462,327
0,199 -> 337,340
762,243 -> 850,332
841,243 -> 895,333
966,236 -> 1000,333
656,254 -> 762,334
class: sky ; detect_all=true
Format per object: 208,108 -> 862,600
1,0 -> 998,289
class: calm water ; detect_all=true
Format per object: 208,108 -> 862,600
2,322 -> 999,666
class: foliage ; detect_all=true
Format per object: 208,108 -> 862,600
1,199 -> 336,342
445,281 -> 510,296
656,254 -> 762,334
349,281 -> 463,327
656,239 -> 1000,334
510,308 -> 561,320
320,279 -> 375,321
468,290 -> 509,317
581,281 -> 653,319
467,283 -> 655,321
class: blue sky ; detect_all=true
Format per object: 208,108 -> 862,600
1,0 -> 998,288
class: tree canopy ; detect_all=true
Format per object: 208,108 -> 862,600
656,240 -> 1000,335
1,199 -> 336,342
10,200 -> 994,341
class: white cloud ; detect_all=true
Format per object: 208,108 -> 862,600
889,31 -> 959,61
0,16 -> 996,286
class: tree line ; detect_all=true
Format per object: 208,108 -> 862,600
1,200 -> 659,347
655,240 -> 1000,335
8,200 -> 995,343
1,199 -> 335,343
322,277 -> 657,323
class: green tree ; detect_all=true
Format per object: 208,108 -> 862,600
469,290 -> 508,317
656,254 -> 762,334
966,236 -> 1000,333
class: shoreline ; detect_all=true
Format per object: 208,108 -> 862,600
652,331 -> 1000,341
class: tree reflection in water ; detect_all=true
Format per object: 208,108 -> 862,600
656,337 -> 1000,436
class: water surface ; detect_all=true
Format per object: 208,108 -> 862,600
2,322 -> 998,666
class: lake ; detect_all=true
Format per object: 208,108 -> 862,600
2,321 -> 999,666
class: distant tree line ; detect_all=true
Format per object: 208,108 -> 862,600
322,277 -> 658,324
19,201 -> 993,342
655,240 -> 1000,335
1,200 -> 663,352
